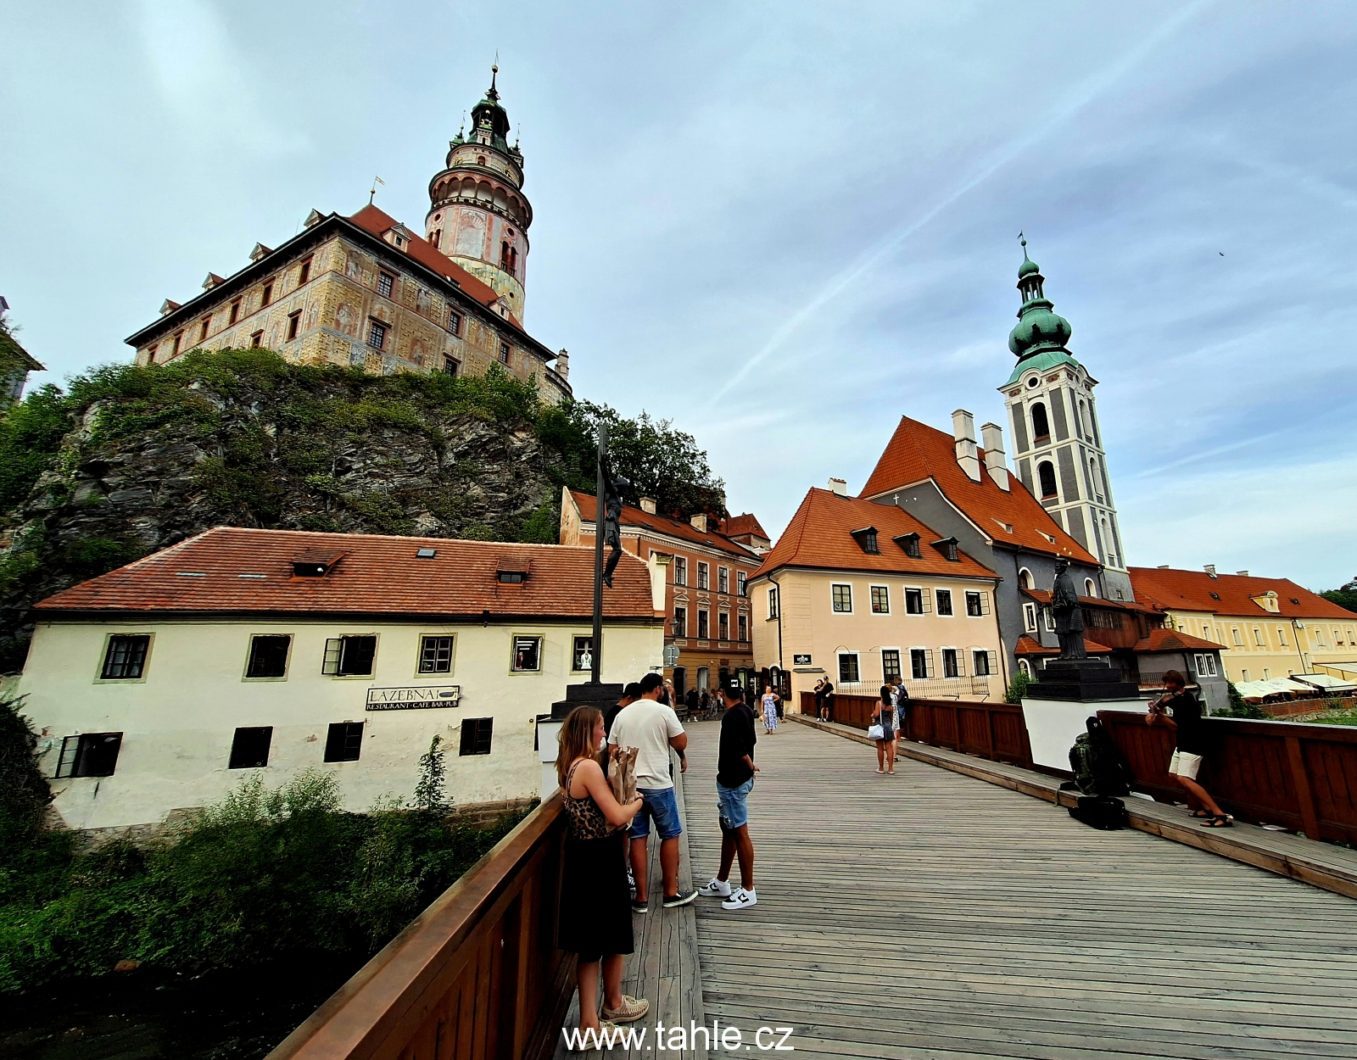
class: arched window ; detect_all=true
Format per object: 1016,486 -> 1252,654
1031,401 -> 1050,442
1038,461 -> 1058,500
1084,578 -> 1097,598
1088,457 -> 1102,501
1018,659 -> 1032,678
1076,400 -> 1086,439
1018,567 -> 1034,590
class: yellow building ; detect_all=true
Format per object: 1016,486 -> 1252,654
750,485 -> 1006,708
1130,566 -> 1357,684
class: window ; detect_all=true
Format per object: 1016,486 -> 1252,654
298,256 -> 312,285
1023,602 -> 1038,632
499,341 -> 511,364
871,586 -> 890,614
367,319 -> 387,349
1253,627 -> 1265,647
1084,579 -> 1097,598
54,733 -> 123,778
737,572 -> 747,597
905,588 -> 925,615
448,307 -> 463,335
838,653 -> 860,683
1038,461 -> 1058,500
322,635 -> 377,676
1241,668 -> 1249,681
697,610 -> 710,639
498,571 -> 526,583
324,722 -> 364,763
442,356 -> 459,376
738,614 -> 748,642
511,635 -> 542,672
673,606 -> 687,638
1232,627 -> 1243,646
719,612 -> 729,641
942,649 -> 960,678
674,557 -> 687,586
199,316 -> 210,341
245,634 -> 291,678
572,636 -> 593,672
229,727 -> 273,769
430,229 -> 440,247
973,650 -> 993,676
101,634 -> 150,679
1031,401 -> 1050,442
1263,668 -> 1270,680
1276,627 -> 1288,648
1194,653 -> 1219,678
286,310 -> 301,341
910,649 -> 930,679
768,586 -> 779,619
936,590 -> 954,616
897,534 -> 921,559
250,330 -> 263,348
1018,659 -> 1032,678
697,563 -> 710,590
261,281 -> 274,306
882,649 -> 902,683
377,271 -> 394,298
419,635 -> 454,674
1018,568 -> 1034,590
832,584 -> 853,613
172,331 -> 183,356
1044,607 -> 1056,633
718,567 -> 729,594
228,299 -> 241,325
500,241 -> 518,277
460,718 -> 494,756
966,591 -> 984,617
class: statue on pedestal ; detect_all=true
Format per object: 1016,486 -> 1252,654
1051,556 -> 1086,660
601,468 -> 631,589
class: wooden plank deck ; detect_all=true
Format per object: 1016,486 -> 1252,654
684,720 -> 1357,1059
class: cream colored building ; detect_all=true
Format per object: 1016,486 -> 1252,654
749,487 -> 1006,709
18,529 -> 663,830
1130,566 -> 1357,685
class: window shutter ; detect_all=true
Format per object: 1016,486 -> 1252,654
322,637 -> 341,675
921,591 -> 932,614
987,650 -> 998,676
56,735 -> 80,779
982,593 -> 991,616
924,649 -> 934,678
956,651 -> 967,677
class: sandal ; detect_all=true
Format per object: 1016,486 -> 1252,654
1202,814 -> 1234,828
1189,809 -> 1213,819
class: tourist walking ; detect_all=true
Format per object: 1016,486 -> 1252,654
609,673 -> 697,909
871,685 -> 897,775
698,681 -> 760,910
1148,670 -> 1231,827
760,684 -> 780,734
555,706 -> 649,1047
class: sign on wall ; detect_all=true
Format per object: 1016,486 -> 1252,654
365,686 -> 462,711
793,654 -> 812,665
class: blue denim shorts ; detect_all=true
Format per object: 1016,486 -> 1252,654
629,786 -> 682,840
717,777 -> 754,831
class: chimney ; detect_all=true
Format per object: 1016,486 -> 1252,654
639,497 -> 657,515
1157,564 -> 1170,569
647,552 -> 671,613
1235,570 -> 1249,577
1204,564 -> 1217,578
555,349 -> 570,379
827,477 -> 848,496
689,513 -> 708,531
951,409 -> 981,482
980,422 -> 1009,491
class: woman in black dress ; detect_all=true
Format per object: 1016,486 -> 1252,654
557,706 -> 648,1047
871,684 -> 897,775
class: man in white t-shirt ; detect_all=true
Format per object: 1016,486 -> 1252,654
609,672 -> 696,911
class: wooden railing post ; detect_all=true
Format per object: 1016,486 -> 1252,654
1284,734 -> 1322,840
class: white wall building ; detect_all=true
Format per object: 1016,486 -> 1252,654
17,528 -> 664,830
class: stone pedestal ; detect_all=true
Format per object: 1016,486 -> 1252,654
536,682 -> 624,797
1022,660 -> 1145,772
1029,658 -> 1139,702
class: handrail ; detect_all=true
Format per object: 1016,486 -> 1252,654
270,795 -> 571,1060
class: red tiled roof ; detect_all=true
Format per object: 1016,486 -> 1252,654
568,490 -> 761,563
722,513 -> 768,540
860,416 -> 1097,565
1133,627 -> 1224,653
1021,587 -> 1162,615
752,488 -> 996,580
1128,567 -> 1354,621
36,528 -> 658,620
1015,634 -> 1112,656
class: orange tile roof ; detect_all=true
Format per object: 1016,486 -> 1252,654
1021,587 -> 1162,616
860,416 -> 1097,565
753,488 -> 996,580
1133,627 -> 1224,653
1128,567 -> 1354,621
1015,634 -> 1112,656
568,490 -> 761,562
36,527 -> 658,621
721,513 -> 768,540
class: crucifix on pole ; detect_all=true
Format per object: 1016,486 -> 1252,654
591,423 -> 630,686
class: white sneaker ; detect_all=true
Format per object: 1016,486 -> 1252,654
721,887 -> 757,910
697,877 -> 732,898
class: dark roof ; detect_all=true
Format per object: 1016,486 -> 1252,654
568,490 -> 760,562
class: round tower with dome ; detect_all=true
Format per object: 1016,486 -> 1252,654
999,239 -> 1133,602
424,66 -> 533,317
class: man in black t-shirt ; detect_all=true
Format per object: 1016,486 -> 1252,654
697,682 -> 760,910
1148,669 -> 1231,827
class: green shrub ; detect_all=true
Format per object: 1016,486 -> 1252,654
1005,670 -> 1033,704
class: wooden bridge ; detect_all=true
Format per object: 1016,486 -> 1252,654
276,719 -> 1357,1059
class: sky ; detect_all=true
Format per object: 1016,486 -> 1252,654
2,1 -> 1355,592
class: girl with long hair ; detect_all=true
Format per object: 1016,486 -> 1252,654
872,683 -> 897,774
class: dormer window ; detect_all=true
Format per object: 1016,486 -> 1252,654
498,571 -> 526,583
292,548 -> 345,577
497,557 -> 531,583
894,532 -> 921,559
850,527 -> 879,555
931,537 -> 960,562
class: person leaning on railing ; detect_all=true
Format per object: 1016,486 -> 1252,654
556,706 -> 649,1048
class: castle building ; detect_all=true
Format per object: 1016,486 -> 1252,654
1,299 -> 44,406
125,70 -> 570,404
998,241 -> 1131,600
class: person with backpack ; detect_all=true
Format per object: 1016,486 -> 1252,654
1148,670 -> 1231,827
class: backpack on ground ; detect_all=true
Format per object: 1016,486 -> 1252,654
1068,716 -> 1131,797
1068,795 -> 1128,830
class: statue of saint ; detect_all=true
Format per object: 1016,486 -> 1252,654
601,469 -> 631,588
1051,557 -> 1086,660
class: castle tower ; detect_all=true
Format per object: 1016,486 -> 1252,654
999,240 -> 1133,601
425,66 -> 533,317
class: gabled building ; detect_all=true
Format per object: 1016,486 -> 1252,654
558,489 -> 763,698
17,527 -> 664,830
1130,566 -> 1357,686
0,299 -> 44,406
748,484 -> 1005,706
125,70 -> 571,403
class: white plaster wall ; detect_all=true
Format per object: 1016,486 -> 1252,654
1022,697 -> 1145,771
18,617 -> 662,829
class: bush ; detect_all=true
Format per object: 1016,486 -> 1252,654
0,695 -> 51,854
1005,670 -> 1033,704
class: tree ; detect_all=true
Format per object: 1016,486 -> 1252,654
0,694 -> 52,851
1321,577 -> 1357,615
1004,670 -> 1033,704
414,735 -> 448,813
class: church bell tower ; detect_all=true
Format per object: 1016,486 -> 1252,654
425,66 -> 533,317
999,240 -> 1133,601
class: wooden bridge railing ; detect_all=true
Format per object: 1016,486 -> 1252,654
801,691 -> 1033,767
271,797 -> 572,1060
1097,711 -> 1357,845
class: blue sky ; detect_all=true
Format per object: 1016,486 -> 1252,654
3,1 -> 1354,591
